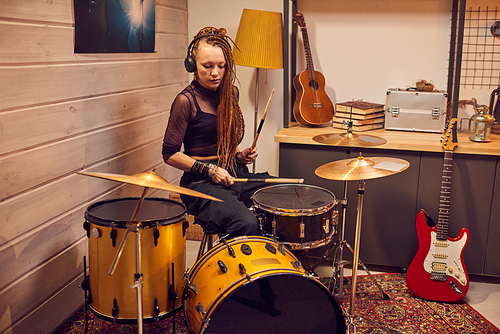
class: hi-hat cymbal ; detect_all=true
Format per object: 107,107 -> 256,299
315,156 -> 410,181
312,132 -> 387,147
78,171 -> 223,202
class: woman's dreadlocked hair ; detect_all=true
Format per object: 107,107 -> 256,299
191,27 -> 245,174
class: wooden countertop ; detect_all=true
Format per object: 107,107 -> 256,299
275,122 -> 500,156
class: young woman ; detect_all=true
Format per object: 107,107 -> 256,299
162,27 -> 273,239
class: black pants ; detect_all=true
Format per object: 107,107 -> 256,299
180,163 -> 273,239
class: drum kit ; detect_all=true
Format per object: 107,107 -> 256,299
77,124 -> 409,334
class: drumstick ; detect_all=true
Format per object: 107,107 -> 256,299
233,178 -> 304,183
251,88 -> 275,149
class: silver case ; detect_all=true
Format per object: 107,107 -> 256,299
385,89 -> 447,133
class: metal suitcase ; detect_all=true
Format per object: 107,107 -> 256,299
385,88 -> 447,133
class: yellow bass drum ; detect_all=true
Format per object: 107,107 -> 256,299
183,236 -> 345,334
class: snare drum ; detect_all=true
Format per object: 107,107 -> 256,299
183,236 -> 345,334
84,197 -> 187,323
252,184 -> 338,249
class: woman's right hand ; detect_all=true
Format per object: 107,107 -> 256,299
210,166 -> 234,187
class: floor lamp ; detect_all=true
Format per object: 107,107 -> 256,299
233,8 -> 283,172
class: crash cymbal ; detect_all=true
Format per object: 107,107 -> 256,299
315,155 -> 410,181
78,171 -> 223,202
312,132 -> 387,147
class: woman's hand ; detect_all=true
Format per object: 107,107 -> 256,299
236,147 -> 258,165
210,166 -> 234,187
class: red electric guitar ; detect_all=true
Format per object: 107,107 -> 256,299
406,118 -> 469,302
293,12 -> 334,126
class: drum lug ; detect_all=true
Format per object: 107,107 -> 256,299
291,260 -> 302,270
265,243 -> 277,255
186,282 -> 198,295
168,284 -> 178,301
240,244 -> 252,256
238,263 -> 252,282
195,302 -> 206,315
322,218 -> 330,234
217,260 -> 228,273
299,222 -> 305,239
111,298 -> 119,320
153,297 -> 160,317
278,243 -> 286,256
110,227 -> 117,248
221,238 -> 236,258
83,221 -> 90,238
272,220 -> 277,236
153,228 -> 160,247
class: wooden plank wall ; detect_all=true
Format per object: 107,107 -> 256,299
0,0 -> 188,333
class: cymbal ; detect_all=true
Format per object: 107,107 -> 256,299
78,171 -> 223,202
312,132 -> 387,147
315,156 -> 410,181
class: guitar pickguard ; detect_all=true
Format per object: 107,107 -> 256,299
423,231 -> 468,287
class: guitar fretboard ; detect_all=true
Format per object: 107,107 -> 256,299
300,27 -> 316,82
437,150 -> 453,240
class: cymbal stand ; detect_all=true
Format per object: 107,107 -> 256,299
345,180 -> 403,334
317,146 -> 388,301
108,187 -> 150,334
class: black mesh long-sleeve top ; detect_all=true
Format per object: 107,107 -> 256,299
163,80 -> 240,162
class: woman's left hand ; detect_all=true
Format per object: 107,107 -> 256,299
236,147 -> 258,165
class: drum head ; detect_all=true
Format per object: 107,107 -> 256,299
85,197 -> 186,227
206,274 -> 345,334
253,184 -> 336,214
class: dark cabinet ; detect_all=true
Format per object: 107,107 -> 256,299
279,142 -> 500,276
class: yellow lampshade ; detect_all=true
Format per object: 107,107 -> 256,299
233,9 -> 283,69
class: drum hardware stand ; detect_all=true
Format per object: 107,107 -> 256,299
344,180 -> 404,334
168,262 -> 178,333
108,186 -> 150,334
78,256 -> 90,334
311,146 -> 389,301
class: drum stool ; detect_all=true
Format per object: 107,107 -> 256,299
196,227 -> 215,261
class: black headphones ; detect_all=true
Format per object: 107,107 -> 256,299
184,34 -> 232,73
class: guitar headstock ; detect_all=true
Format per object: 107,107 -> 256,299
294,12 -> 306,28
441,118 -> 458,151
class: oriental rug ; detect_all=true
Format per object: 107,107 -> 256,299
54,273 -> 499,334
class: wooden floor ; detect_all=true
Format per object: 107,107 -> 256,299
186,240 -> 500,330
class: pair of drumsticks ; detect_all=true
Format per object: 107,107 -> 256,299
233,89 -> 304,184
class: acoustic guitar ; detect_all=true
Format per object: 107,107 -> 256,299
406,118 -> 470,302
293,12 -> 334,126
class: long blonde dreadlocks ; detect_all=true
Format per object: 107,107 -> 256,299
191,27 -> 245,174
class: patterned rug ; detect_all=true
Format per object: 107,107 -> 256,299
54,273 -> 499,334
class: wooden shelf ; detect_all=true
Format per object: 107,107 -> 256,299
275,122 -> 500,156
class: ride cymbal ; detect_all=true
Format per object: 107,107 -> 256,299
315,155 -> 410,181
78,171 -> 223,202
312,132 -> 387,147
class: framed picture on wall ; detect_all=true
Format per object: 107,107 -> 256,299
74,0 -> 155,53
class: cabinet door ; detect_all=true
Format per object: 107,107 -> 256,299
485,157 -> 500,276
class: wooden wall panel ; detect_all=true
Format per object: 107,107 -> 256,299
0,0 -> 189,332
0,240 -> 87,333
0,84 -> 183,155
0,0 -> 74,24
1,113 -> 168,198
0,60 -> 186,110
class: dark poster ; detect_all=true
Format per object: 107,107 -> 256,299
74,0 -> 155,53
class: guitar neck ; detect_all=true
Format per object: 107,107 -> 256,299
300,27 -> 316,81
437,150 -> 453,240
